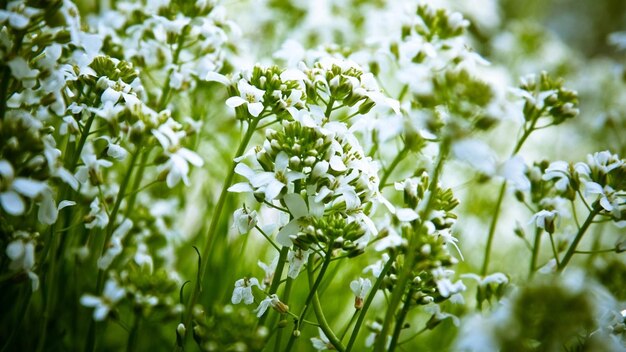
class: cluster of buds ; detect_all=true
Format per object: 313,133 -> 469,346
291,212 -> 366,256
512,71 -> 579,125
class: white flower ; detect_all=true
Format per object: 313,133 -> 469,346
310,328 -> 332,351
134,243 -> 154,273
542,161 -> 571,191
350,277 -> 372,309
363,253 -> 390,278
287,248 -> 311,279
529,209 -> 560,233
85,197 -> 109,229
258,256 -> 278,288
233,207 -> 258,234
8,57 -> 39,88
432,267 -> 466,298
97,219 -> 133,270
231,277 -> 260,305
153,119 -> 204,188
254,294 -> 288,317
80,279 -> 126,321
585,182 -> 622,218
6,232 -> 39,291
500,155 -> 530,191
452,138 -> 497,175
226,79 -> 265,117
0,159 -> 47,216
74,144 -> 113,185
229,151 -> 305,201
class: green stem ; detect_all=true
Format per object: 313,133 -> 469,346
181,117 -> 260,341
85,149 -> 141,352
558,203 -> 600,271
123,149 -> 150,218
345,251 -> 398,352
308,264 -> 345,351
388,287 -> 415,352
325,97 -> 335,118
340,310 -> 359,341
374,141 -> 449,352
157,26 -> 188,109
529,227 -> 542,278
284,247 -> 333,352
380,146 -> 409,188
126,314 -> 141,352
481,181 -> 507,276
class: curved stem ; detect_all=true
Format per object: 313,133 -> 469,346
529,227 -> 542,278
284,247 -> 333,352
309,263 -> 345,351
181,118 -> 260,341
380,146 -> 409,189
388,287 -> 415,351
558,203 -> 601,271
345,251 -> 397,352
481,181 -> 507,276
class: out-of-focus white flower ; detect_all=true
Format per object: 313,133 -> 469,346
97,219 -> 133,270
134,242 -> 154,273
6,231 -> 39,291
233,207 -> 258,234
529,209 -> 559,233
363,253 -> 390,277
80,279 -> 126,321
0,159 -> 47,216
254,294 -> 288,317
310,327 -> 332,351
153,119 -> 204,188
231,277 -> 260,305
287,248 -> 311,279
500,155 -> 530,191
85,197 -> 109,229
258,256 -> 278,288
453,138 -> 497,175
226,79 -> 266,117
350,277 -> 372,309
585,182 -> 622,218
432,267 -> 466,298
74,144 -> 113,185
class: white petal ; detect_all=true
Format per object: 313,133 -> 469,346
280,69 -> 307,81
396,208 -> 419,222
178,148 -> 204,167
330,155 -> 347,172
1,191 -> 25,215
6,241 -> 24,260
37,190 -> 58,225
275,152 -> 289,171
276,219 -> 299,247
12,178 -> 46,198
248,102 -> 264,117
228,182 -> 254,193
264,180 -> 285,201
93,306 -> 110,321
58,200 -> 76,210
80,295 -> 101,307
0,160 -> 14,178
205,72 -> 231,85
226,96 -> 246,108
284,193 -> 308,218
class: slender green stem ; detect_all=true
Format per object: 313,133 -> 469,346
345,251 -> 398,352
180,118 -> 260,343
255,225 -> 280,251
284,247 -> 333,352
388,287 -> 415,352
481,181 -> 507,276
123,149 -> 151,218
529,227 -> 542,278
380,146 -> 409,188
325,97 -> 335,118
157,25 -> 188,108
126,314 -> 141,352
308,264 -> 345,351
85,149 -> 141,352
558,203 -> 601,271
374,141 -> 449,352
548,234 -> 561,267
340,310 -> 359,341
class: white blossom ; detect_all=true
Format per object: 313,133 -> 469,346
231,277 -> 260,305
80,279 -> 126,321
226,79 -> 266,117
287,248 -> 311,279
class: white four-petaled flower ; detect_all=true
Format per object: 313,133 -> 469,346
231,277 -> 260,305
226,79 -> 266,117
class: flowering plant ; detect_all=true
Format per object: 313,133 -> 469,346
1,1 -> 626,351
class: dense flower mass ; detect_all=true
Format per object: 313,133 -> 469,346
1,1 -> 626,352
